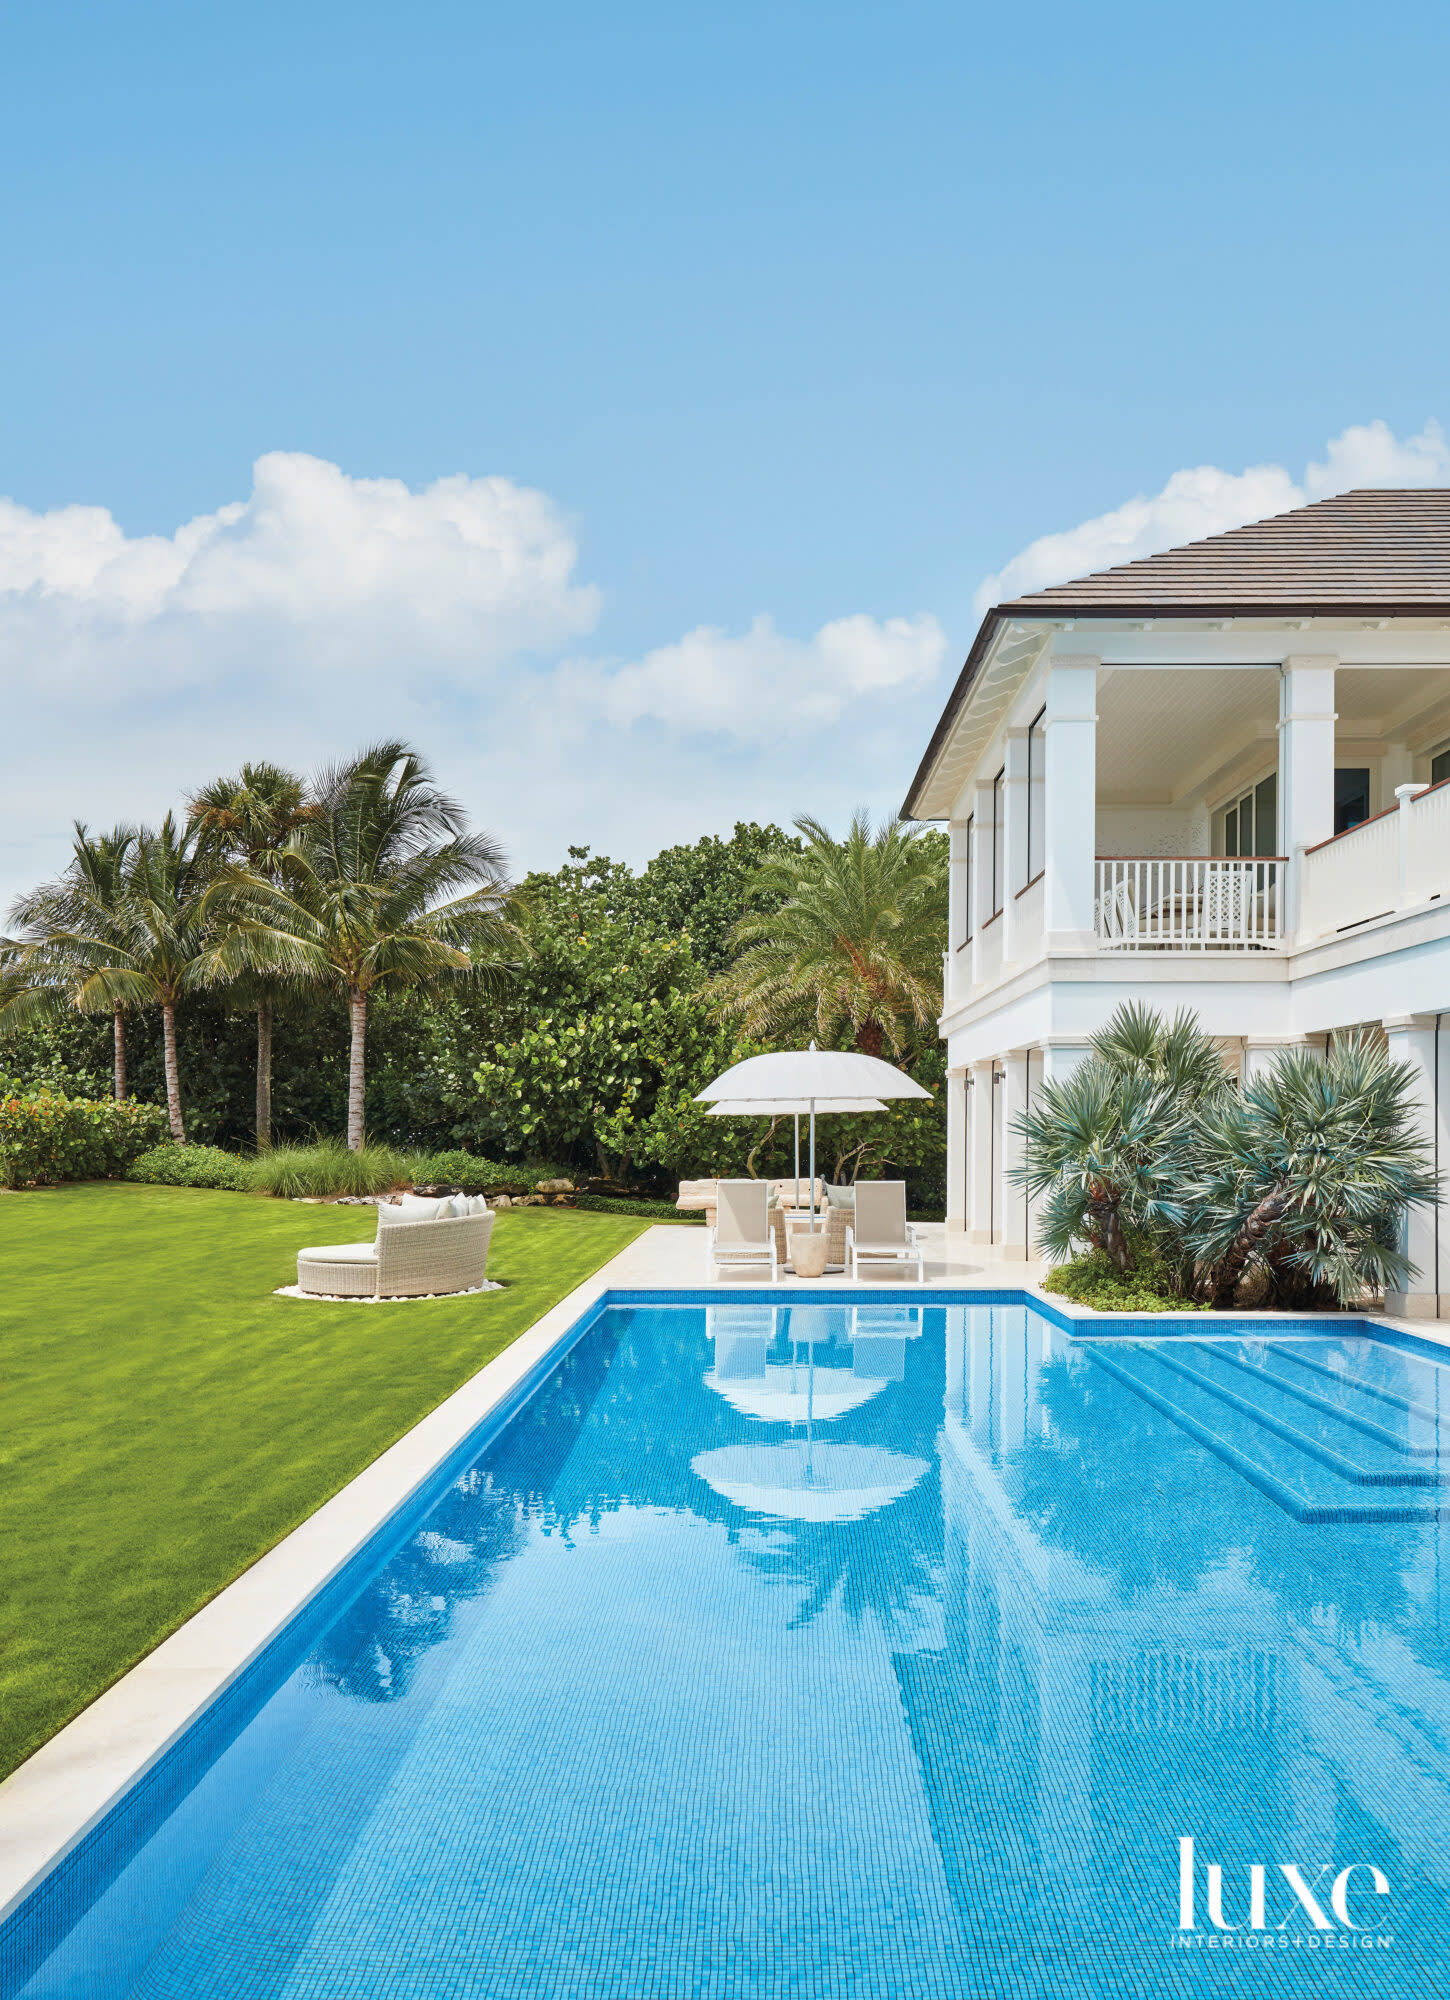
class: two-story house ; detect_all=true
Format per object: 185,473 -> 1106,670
904,489 -> 1450,1318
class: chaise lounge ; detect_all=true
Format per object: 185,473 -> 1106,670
296,1193 -> 496,1299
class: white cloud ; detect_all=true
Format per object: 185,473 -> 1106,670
555,611 -> 946,743
0,453 -> 944,910
974,419 -> 1450,614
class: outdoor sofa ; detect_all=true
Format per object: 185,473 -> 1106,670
297,1192 -> 495,1299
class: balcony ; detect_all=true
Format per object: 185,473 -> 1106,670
1094,857 -> 1284,952
1299,776 -> 1450,940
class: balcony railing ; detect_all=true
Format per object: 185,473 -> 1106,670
1095,857 -> 1284,952
1299,777 -> 1450,939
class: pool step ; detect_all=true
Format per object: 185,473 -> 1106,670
1189,1339 -> 1443,1457
1266,1338 -> 1450,1428
1147,1344 -> 1445,1484
1081,1344 -> 1448,1524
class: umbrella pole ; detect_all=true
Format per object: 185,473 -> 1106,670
794,1113 -> 800,1197
809,1098 -> 816,1227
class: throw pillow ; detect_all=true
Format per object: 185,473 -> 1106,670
398,1193 -> 445,1221
824,1182 -> 855,1212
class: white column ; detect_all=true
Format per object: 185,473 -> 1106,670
1000,728 -> 1030,962
1383,1014 -> 1446,1319
945,1068 -> 968,1233
1279,656 -> 1337,933
1041,659 -> 1098,952
946,820 -> 970,1007
967,1061 -> 995,1242
968,778 -> 995,987
1000,1048 -> 1030,1261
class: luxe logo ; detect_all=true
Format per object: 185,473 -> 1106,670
1177,1836 -> 1391,1933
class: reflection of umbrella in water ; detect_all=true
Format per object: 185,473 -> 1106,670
692,1443 -> 930,1523
704,1364 -> 888,1423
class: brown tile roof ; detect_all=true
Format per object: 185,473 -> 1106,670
999,487 -> 1450,616
903,488 -> 1450,817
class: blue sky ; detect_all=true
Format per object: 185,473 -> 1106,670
2,0 -> 1449,900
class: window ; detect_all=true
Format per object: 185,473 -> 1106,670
1219,773 -> 1278,857
1025,706 -> 1046,883
1334,767 -> 1371,835
963,815 -> 974,941
1432,745 -> 1450,787
990,769 -> 1005,916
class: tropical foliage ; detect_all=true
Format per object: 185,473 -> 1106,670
711,811 -> 948,1058
1016,1003 -> 1440,1308
1,789 -> 949,1206
0,1092 -> 167,1189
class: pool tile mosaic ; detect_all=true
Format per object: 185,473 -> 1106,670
5,1298 -> 1450,1997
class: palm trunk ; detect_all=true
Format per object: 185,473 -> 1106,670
161,1001 -> 185,1144
346,989 -> 367,1151
256,998 -> 273,1150
1212,1186 -> 1289,1308
1087,1191 -> 1133,1271
113,1003 -> 126,1102
856,1018 -> 885,1060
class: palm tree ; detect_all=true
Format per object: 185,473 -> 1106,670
112,816 -> 215,1143
711,812 -> 946,1059
0,824 -> 138,1100
219,743 -> 513,1150
1190,1034 -> 1441,1308
189,763 -> 316,1149
1011,1004 -> 1232,1276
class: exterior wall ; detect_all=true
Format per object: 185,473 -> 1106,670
1095,806 -> 1210,858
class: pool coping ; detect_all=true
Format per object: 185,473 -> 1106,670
2,1244 -> 1447,1936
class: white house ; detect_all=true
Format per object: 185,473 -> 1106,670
903,490 -> 1450,1317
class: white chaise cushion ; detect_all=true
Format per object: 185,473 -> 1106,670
297,1242 -> 378,1264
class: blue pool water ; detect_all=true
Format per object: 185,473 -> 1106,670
6,1293 -> 1450,1998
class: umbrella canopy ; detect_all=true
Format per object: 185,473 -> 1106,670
697,1049 -> 932,1105
697,1046 -> 932,1223
691,1443 -> 930,1523
706,1097 -> 887,1117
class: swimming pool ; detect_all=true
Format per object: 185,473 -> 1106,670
5,1292 -> 1450,1997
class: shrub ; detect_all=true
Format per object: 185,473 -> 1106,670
245,1139 -> 409,1199
570,1193 -> 703,1222
0,1093 -> 169,1189
128,1145 -> 252,1191
405,1150 -> 534,1196
1041,1250 -> 1208,1314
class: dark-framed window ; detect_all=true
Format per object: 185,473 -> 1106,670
990,769 -> 1005,915
963,814 -> 974,941
1432,746 -> 1450,787
1334,767 -> 1371,835
1025,706 -> 1046,882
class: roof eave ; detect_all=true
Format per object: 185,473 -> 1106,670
901,597 -> 1450,822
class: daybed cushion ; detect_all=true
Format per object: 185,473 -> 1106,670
298,1242 -> 378,1264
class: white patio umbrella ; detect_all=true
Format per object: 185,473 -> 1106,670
697,1045 -> 932,1224
706,1096 -> 887,1196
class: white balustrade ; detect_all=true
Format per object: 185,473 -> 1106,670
1405,778 -> 1450,907
1012,873 -> 1045,963
1299,780 -> 1450,940
1093,858 -> 1283,952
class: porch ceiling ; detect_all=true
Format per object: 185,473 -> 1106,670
1097,668 -> 1276,804
1097,665 -> 1450,804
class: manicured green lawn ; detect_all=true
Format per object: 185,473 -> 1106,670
0,1184 -> 647,1780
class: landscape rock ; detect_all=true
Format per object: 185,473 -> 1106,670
536,1177 -> 575,1193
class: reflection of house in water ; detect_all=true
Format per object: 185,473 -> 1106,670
892,1304 -> 1450,1971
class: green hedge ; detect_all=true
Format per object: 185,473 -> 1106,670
1040,1250 -> 1208,1314
0,1094 -> 170,1189
127,1145 -> 254,1191
407,1151 -> 536,1197
569,1193 -> 702,1222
